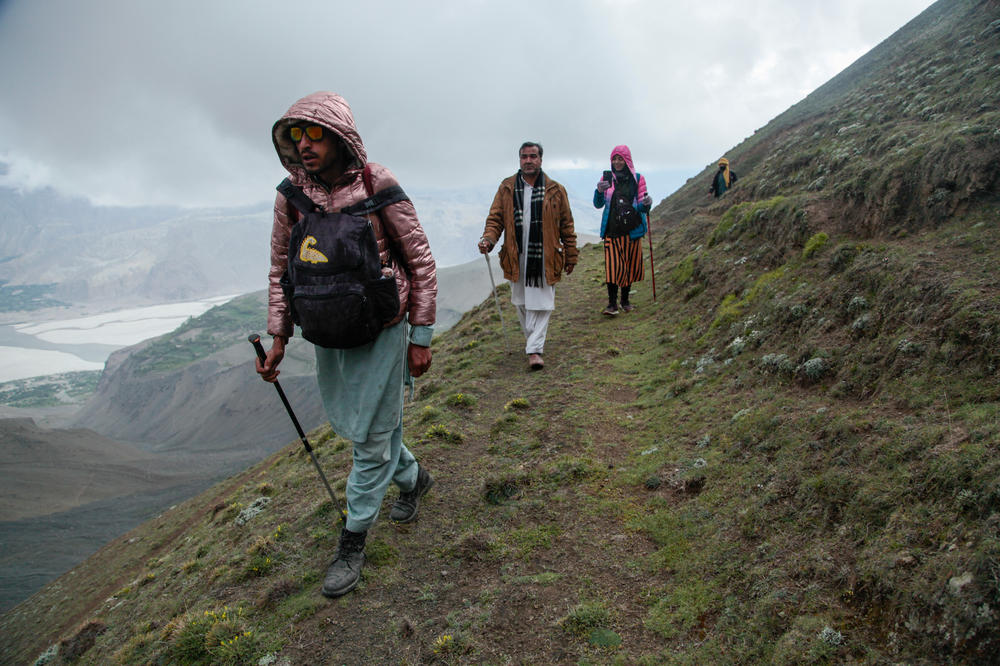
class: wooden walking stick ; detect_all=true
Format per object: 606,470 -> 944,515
646,214 -> 657,301
484,253 -> 511,353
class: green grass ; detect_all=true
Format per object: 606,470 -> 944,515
10,224 -> 1000,665
5,4 -> 1000,662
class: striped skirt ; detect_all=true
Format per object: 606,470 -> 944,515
604,236 -> 644,286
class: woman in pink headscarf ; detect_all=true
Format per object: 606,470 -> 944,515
593,145 -> 652,315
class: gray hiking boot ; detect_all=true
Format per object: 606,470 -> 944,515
321,528 -> 366,598
389,466 -> 434,523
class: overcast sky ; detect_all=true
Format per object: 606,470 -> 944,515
0,0 -> 936,208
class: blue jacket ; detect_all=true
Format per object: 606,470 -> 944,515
593,172 -> 649,241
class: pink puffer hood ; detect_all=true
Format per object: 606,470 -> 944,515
272,92 -> 367,179
611,145 -> 636,180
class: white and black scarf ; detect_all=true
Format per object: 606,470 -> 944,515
513,171 -> 546,287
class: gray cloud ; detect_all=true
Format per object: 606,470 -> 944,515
0,0 -> 934,207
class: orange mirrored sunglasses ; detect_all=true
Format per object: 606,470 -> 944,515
289,125 -> 324,142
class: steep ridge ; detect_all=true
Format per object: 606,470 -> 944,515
0,260 -> 487,611
0,259 -> 496,613
0,417 -> 196,521
668,0 -> 999,238
2,1 -> 1000,662
69,291 -> 327,466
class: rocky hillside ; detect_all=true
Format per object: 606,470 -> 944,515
2,1 -> 1000,663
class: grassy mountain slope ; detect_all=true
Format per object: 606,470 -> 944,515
3,1 -> 1000,663
0,249 -> 516,614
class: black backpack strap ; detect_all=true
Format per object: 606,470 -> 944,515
276,178 -> 320,216
277,176 -> 408,218
340,185 -> 409,217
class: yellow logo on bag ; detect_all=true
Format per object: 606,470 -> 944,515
299,236 -> 328,264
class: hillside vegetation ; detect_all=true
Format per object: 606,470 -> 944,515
3,0 -> 1000,663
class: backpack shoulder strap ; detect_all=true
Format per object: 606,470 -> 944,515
276,178 -> 319,216
341,164 -> 410,217
277,169 -> 409,218
340,186 -> 409,217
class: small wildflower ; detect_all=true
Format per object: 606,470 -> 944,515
419,405 -> 442,422
433,634 -> 455,654
446,392 -> 477,408
423,424 -> 463,443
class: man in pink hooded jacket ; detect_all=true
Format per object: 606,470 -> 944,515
256,92 -> 437,598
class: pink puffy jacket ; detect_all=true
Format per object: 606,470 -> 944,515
267,92 -> 437,340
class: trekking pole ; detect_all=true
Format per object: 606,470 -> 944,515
646,215 -> 657,302
484,253 -> 510,353
248,334 -> 340,508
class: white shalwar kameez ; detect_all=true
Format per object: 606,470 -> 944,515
509,181 -> 555,355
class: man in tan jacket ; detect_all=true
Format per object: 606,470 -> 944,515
478,142 -> 577,370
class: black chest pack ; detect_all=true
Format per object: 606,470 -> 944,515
606,188 -> 641,238
277,169 -> 407,349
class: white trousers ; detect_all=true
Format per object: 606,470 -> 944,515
514,305 -> 552,355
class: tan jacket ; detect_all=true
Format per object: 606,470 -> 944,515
267,92 -> 436,340
482,173 -> 577,284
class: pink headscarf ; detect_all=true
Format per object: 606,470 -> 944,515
604,144 -> 648,205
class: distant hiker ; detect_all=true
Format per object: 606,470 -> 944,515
478,142 -> 578,370
594,145 -> 651,315
256,91 -> 437,599
709,157 -> 737,197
